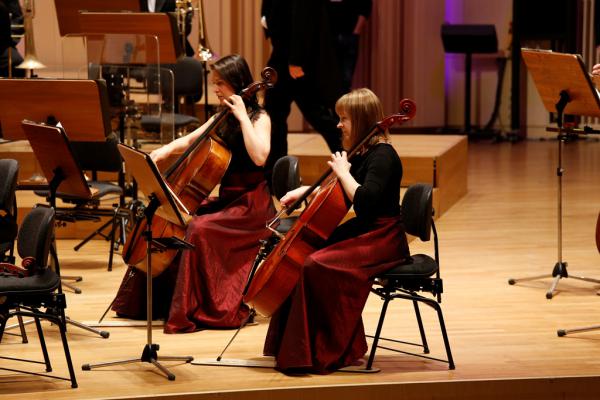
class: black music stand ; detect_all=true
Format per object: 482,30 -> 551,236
441,24 -> 498,134
19,120 -> 110,339
82,144 -> 193,381
508,49 -> 600,299
0,78 -> 114,293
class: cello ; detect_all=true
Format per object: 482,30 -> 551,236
122,67 -> 277,276
244,99 -> 417,316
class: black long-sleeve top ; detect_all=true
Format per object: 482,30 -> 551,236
326,142 -> 402,244
350,143 -> 402,222
327,0 -> 372,35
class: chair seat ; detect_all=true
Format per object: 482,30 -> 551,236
381,254 -> 438,279
141,114 -> 200,133
0,268 -> 60,296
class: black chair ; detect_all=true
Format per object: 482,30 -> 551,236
0,159 -> 29,343
0,159 -> 18,263
271,155 -> 302,234
140,57 -> 204,140
365,183 -> 455,371
0,206 -> 78,388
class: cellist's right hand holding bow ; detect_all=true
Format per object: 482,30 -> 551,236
280,186 -> 310,208
150,145 -> 172,165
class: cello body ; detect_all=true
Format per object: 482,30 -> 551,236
244,178 -> 350,316
122,136 -> 231,276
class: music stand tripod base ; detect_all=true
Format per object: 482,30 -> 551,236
82,344 -> 193,381
508,261 -> 600,299
557,324 -> 600,337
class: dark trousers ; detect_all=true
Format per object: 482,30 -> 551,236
334,33 -> 360,94
265,61 -> 342,172
0,47 -> 25,78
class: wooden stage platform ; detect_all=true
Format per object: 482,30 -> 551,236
1,133 -> 467,239
288,133 -> 467,216
2,138 -> 600,399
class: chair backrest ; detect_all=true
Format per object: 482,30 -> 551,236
0,158 -> 18,210
0,159 -> 18,245
401,183 -> 433,242
70,133 -> 123,173
171,56 -> 204,98
17,207 -> 55,268
271,155 -> 301,200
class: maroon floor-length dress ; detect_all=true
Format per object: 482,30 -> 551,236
165,179 -> 275,332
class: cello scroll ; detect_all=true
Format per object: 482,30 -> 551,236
240,67 -> 278,100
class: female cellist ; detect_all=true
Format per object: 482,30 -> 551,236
112,54 -> 276,333
263,88 -> 410,373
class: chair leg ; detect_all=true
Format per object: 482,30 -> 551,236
33,316 -> 52,372
73,217 -> 113,251
119,212 -> 128,246
16,307 -> 29,343
55,316 -> 78,388
412,300 -> 430,354
432,302 -> 455,369
366,296 -> 391,370
107,209 -> 119,272
0,312 -> 6,342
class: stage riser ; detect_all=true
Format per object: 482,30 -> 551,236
3,133 -> 466,238
288,133 -> 468,216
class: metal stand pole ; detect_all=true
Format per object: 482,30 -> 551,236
82,196 -> 193,380
508,91 -> 600,298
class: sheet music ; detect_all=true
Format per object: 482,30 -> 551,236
145,155 -> 191,216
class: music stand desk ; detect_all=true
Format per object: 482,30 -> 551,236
0,79 -> 111,142
54,0 -> 140,37
77,12 -> 183,64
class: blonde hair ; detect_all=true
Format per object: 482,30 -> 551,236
335,88 -> 387,149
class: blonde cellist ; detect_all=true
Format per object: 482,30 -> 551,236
263,88 -> 410,373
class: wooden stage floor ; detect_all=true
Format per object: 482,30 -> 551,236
2,138 -> 600,399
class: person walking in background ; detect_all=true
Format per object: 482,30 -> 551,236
328,0 -> 372,94
0,0 -> 24,77
261,0 -> 344,174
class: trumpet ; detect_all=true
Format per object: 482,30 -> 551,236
175,0 -> 193,54
175,0 -> 213,61
16,0 -> 46,73
196,0 -> 213,62
10,22 -> 24,41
